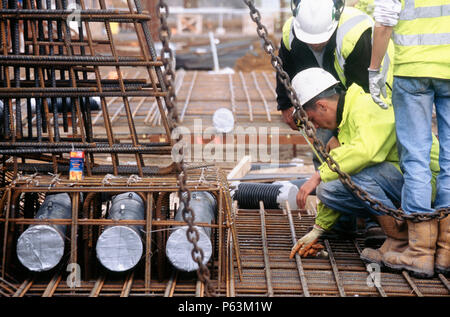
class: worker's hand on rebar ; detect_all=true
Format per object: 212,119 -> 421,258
325,136 -> 340,153
289,224 -> 325,259
281,107 -> 298,130
368,68 -> 389,110
296,171 -> 321,209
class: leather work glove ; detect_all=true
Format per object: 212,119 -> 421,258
368,68 -> 389,110
289,224 -> 325,259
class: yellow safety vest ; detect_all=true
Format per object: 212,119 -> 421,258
334,7 -> 394,94
393,0 -> 450,79
282,17 -> 295,52
282,7 -> 394,100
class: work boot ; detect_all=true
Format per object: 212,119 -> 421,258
435,215 -> 450,275
383,219 -> 438,279
360,216 -> 408,266
364,224 -> 387,247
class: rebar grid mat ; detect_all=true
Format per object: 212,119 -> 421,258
1,208 -> 449,297
0,167 -> 241,297
0,0 -> 174,178
233,210 -> 449,297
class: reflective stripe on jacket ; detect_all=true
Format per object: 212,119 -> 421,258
393,0 -> 450,79
282,7 -> 394,99
334,7 -> 394,99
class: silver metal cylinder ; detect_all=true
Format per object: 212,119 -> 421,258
16,193 -> 72,272
96,192 -> 145,272
272,181 -> 299,210
166,191 -> 217,272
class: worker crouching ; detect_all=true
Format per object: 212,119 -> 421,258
289,67 -> 443,278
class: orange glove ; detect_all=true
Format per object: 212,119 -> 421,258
289,224 -> 324,259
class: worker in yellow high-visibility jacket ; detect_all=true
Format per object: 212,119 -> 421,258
279,0 -> 394,128
278,0 -> 395,244
368,0 -> 450,278
288,68 -> 441,275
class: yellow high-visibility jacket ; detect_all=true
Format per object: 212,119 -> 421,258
315,84 -> 440,230
333,6 -> 393,94
392,0 -> 450,79
283,6 -> 394,102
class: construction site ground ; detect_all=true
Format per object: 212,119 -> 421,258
1,210 -> 449,298
1,67 -> 447,299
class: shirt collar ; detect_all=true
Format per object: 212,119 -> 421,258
336,90 -> 346,127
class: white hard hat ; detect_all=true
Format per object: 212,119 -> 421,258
293,0 -> 340,44
291,68 -> 339,106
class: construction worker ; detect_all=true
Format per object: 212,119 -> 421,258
278,0 -> 394,130
288,68 -> 441,273
278,0 -> 394,241
368,0 -> 450,278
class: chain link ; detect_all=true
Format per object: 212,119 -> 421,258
156,1 -> 178,125
156,0 -> 216,296
243,0 -> 449,222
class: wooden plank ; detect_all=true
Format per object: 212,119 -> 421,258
227,155 -> 251,181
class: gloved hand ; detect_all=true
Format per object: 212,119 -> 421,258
289,224 -> 325,259
368,68 -> 389,110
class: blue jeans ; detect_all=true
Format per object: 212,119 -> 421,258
312,128 -> 378,231
393,77 -> 450,213
316,162 -> 403,219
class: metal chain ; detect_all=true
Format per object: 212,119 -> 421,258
243,0 -> 449,222
156,1 -> 216,296
156,1 -> 178,124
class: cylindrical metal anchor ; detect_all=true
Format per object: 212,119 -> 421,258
96,192 -> 145,272
16,193 -> 72,272
166,191 -> 217,272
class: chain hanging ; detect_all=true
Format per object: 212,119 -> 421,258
243,0 -> 449,222
156,1 -> 178,124
156,1 -> 216,296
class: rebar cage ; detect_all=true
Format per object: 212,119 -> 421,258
0,167 -> 242,296
0,0 -> 177,178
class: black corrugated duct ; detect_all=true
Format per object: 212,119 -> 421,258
232,183 -> 282,209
